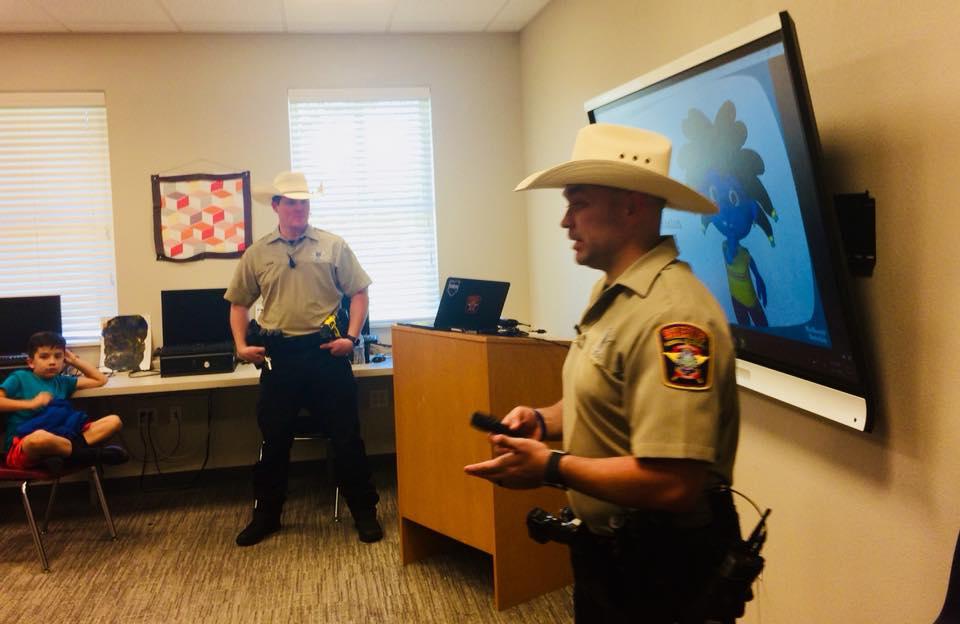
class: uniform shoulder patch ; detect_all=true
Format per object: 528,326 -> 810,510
657,322 -> 712,390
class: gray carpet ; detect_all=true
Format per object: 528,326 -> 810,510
0,458 -> 573,623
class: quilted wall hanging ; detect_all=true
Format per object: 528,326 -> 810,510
151,171 -> 252,261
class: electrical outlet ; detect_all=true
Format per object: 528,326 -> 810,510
369,389 -> 389,409
169,405 -> 182,423
137,407 -> 156,423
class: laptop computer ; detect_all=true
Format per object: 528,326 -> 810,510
404,277 -> 510,334
159,288 -> 235,367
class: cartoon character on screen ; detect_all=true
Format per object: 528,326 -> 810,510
677,100 -> 778,327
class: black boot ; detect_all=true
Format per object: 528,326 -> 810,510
96,445 -> 129,465
352,508 -> 383,543
68,443 -> 129,467
236,503 -> 282,547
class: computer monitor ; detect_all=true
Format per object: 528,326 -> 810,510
160,288 -> 233,347
0,295 -> 62,356
338,294 -> 371,337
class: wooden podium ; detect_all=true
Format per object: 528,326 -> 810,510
392,325 -> 573,609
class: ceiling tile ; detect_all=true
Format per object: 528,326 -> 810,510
0,0 -> 547,33
284,0 -> 394,33
487,0 -> 549,31
34,0 -> 177,32
390,0 -> 503,33
160,0 -> 284,32
0,0 -> 67,31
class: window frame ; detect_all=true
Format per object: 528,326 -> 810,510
287,87 -> 441,326
0,91 -> 119,346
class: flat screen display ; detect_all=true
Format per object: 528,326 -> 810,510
0,295 -> 62,355
586,12 -> 874,430
161,288 -> 233,346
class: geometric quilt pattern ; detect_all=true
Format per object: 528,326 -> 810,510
151,171 -> 252,262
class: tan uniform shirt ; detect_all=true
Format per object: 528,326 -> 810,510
225,226 -> 371,336
562,237 -> 739,533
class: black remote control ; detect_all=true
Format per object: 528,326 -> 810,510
470,411 -> 513,436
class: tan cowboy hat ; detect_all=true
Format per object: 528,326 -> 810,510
515,123 -> 717,214
252,171 -> 323,205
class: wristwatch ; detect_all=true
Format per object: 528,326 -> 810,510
346,334 -> 360,345
543,450 -> 569,490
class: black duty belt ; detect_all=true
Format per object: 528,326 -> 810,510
246,318 -> 341,358
266,331 -> 336,358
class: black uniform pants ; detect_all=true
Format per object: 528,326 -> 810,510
252,345 -> 379,514
570,490 -> 741,624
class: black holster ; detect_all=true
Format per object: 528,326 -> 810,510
572,488 -> 749,623
246,320 -> 337,364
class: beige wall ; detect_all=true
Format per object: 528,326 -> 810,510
0,31 -> 528,471
520,0 -> 960,621
0,32 -> 530,339
4,2 -> 959,618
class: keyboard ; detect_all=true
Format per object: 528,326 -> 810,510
0,353 -> 27,367
159,342 -> 235,356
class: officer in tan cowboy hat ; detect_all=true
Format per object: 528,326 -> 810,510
250,170 -> 323,205
226,170 -> 383,546
466,124 -> 746,623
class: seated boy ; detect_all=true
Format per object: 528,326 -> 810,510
0,331 -> 128,470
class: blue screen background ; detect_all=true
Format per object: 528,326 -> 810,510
593,42 -> 831,348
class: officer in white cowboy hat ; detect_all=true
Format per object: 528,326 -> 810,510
226,171 -> 382,545
465,124 -> 744,623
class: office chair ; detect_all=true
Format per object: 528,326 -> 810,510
292,426 -> 341,523
934,529 -> 960,623
336,294 -> 371,338
255,415 -> 341,523
0,459 -> 118,572
276,294 -> 363,523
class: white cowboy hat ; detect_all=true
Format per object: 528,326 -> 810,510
252,171 -> 323,205
515,123 -> 717,214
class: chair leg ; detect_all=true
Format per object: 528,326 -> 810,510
41,478 -> 60,534
334,487 -> 341,523
88,466 -> 117,539
20,481 -> 50,572
323,438 -> 341,523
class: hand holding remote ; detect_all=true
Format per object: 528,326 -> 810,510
470,411 -> 513,436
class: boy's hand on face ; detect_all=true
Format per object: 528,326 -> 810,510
64,349 -> 79,366
31,392 -> 53,410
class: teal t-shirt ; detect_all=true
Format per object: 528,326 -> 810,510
1,370 -> 78,452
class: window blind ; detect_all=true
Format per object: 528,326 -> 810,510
0,92 -> 118,344
288,88 -> 440,323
